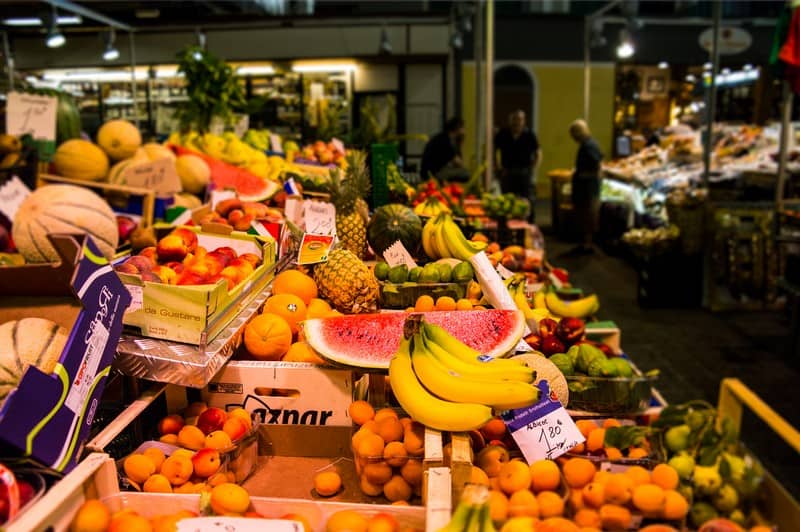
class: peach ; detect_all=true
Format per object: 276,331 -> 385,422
114,262 -> 140,275
151,265 -> 178,285
161,454 -> 193,486
239,253 -> 260,267
158,414 -> 185,436
206,250 -> 233,269
165,261 -> 185,274
175,271 -> 208,286
177,425 -> 206,450
126,255 -> 155,272
205,430 -> 234,450
143,474 -> 173,493
157,233 -> 190,262
184,402 -> 208,418
139,271 -> 162,283
215,198 -> 243,217
172,227 -> 198,252
139,246 -> 158,262
159,434 -> 179,445
476,445 -> 511,478
227,408 -> 252,429
191,448 -> 221,478
227,209 -> 245,225
222,417 -> 248,442
197,407 -> 228,435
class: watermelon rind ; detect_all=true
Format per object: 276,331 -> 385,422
238,179 -> 281,202
302,309 -> 525,370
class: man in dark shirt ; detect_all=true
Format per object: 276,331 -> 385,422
419,117 -> 466,182
569,119 -> 604,252
495,110 -> 541,222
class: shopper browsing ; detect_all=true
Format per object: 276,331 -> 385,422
569,119 -> 604,253
419,117 -> 468,182
495,110 -> 541,222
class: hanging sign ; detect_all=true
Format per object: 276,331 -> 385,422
699,27 -> 752,55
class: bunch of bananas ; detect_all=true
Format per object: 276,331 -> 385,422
543,290 -> 599,319
505,273 -> 555,325
439,484 -> 495,532
413,197 -> 450,217
242,128 -> 278,152
422,213 -> 487,261
389,316 -> 539,432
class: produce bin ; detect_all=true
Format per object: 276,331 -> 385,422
566,370 -> 658,415
370,143 -> 398,209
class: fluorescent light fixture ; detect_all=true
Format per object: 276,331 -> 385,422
710,68 -> 759,87
292,63 -> 357,73
616,29 -> 634,59
720,68 -> 731,75
658,61 -> 669,69
25,76 -> 37,83
237,65 -> 275,76
3,16 -> 81,26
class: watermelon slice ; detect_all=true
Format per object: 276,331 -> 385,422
303,309 -> 525,370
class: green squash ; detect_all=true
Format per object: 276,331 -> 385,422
367,203 -> 422,257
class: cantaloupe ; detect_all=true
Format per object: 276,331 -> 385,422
0,318 -> 69,405
97,120 -> 142,161
12,184 -> 119,262
141,143 -> 176,162
53,139 -> 109,182
176,154 -> 211,194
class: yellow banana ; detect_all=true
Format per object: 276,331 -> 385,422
421,215 -> 440,260
389,337 -> 493,432
433,214 -> 453,259
544,291 -> 600,318
413,333 -> 540,409
440,215 -> 487,261
439,497 -> 476,532
423,322 -> 528,368
513,290 -> 537,321
533,290 -> 547,309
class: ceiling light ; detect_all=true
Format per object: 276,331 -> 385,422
658,61 -> 669,69
450,31 -> 463,50
237,65 -> 276,76
685,74 -> 696,83
721,67 -> 731,75
3,16 -> 81,26
292,63 -> 357,73
703,62 -> 712,70
102,29 -> 119,61
45,6 -> 65,48
616,29 -> 634,59
379,27 -> 392,55
743,64 -> 753,71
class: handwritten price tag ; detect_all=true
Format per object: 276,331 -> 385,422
383,240 -> 418,269
121,158 -> 181,195
331,137 -> 345,154
496,263 -> 514,280
501,381 -> 585,463
0,176 -> 31,222
6,92 -> 57,141
177,517 -> 303,532
270,134 -> 283,153
302,200 -> 336,235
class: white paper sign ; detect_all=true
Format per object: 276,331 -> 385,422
283,197 -> 304,226
383,240 -> 418,269
233,114 -> 249,138
501,381 -> 585,463
0,176 -> 31,221
270,134 -> 283,153
331,137 -> 345,154
548,272 -> 564,290
177,517 -> 303,532
302,200 -> 336,235
496,263 -> 514,280
121,158 -> 181,195
6,91 -> 57,140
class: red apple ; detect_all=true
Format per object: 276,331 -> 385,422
538,318 -> 559,339
523,333 -> 542,351
196,407 -> 227,435
541,335 -> 566,356
556,317 -> 586,344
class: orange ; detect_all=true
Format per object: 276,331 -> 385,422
604,447 -> 623,461
498,460 -> 532,494
651,463 -> 680,491
536,490 -> 565,518
661,489 -> 689,520
631,484 -> 666,514
628,447 -> 649,459
349,400 -> 375,425
508,489 -> 539,518
306,297 -> 332,318
210,483 -> 250,515
624,465 -> 651,487
265,294 -> 308,334
283,341 -> 326,364
470,466 -> 491,486
314,471 -> 342,497
374,408 -> 399,423
383,475 -> 412,502
414,295 -> 435,312
576,419 -> 597,439
123,454 -> 156,484
108,514 -> 152,532
530,459 -> 561,493
562,457 -> 595,489
481,418 -> 507,441
574,508 -> 602,528
599,503 -> 632,530
272,270 -> 318,304
244,313 -> 293,360
384,441 -> 410,468
376,417 -> 405,443
488,490 -> 510,521
585,428 -> 606,453
357,433 -> 386,458
326,510 -> 369,532
455,298 -> 473,310
602,418 -> 622,429
435,296 -> 457,311
581,482 -> 606,508
143,474 -> 173,493
604,473 -> 634,505
70,499 -> 111,532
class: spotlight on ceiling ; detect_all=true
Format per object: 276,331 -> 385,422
658,61 -> 669,69
685,74 -> 696,83
450,31 -> 463,50
45,6 -> 65,48
616,29 -> 634,59
703,62 -> 712,70
193,29 -> 206,60
379,27 -> 392,55
102,28 -> 119,61
743,64 -> 753,71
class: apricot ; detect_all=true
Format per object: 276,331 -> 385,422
624,465 -> 651,486
222,417 -> 249,442
536,490 -> 565,518
498,460 -> 532,495
184,402 -> 208,418
191,448 -> 221,478
159,434 -> 178,445
207,472 -> 229,487
662,489 -> 690,520
574,508 -> 602,528
383,475 -> 412,502
585,428 -> 606,453
142,447 -> 166,473
143,474 -> 173,493
348,400 -> 375,426
314,471 -> 342,497
177,425 -> 206,451
488,490 -> 509,521
366,512 -> 398,532
326,510 -> 369,532
403,422 -> 425,456
157,414 -> 185,436
400,459 -> 423,488
376,417 -> 405,443
282,513 -> 313,532
161,454 -> 193,486
470,466 -> 491,487
70,499 -> 111,532
210,483 -> 250,516
599,503 -> 632,529
197,407 -> 228,435
529,459 -> 560,493
360,475 -> 384,496
174,482 -> 197,494
227,408 -> 253,429
604,473 -> 634,505
383,441 -> 409,467
582,482 -> 606,508
374,408 -> 399,423
108,513 -> 152,532
476,445 -> 510,478
651,463 -> 680,491
508,489 -> 539,518
123,454 -> 155,484
357,433 -> 386,458
562,457 -> 595,489
537,517 -> 580,532
632,484 -> 666,514
363,462 -> 393,485
205,430 -> 233,450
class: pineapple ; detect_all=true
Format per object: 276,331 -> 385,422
314,249 -> 379,313
328,150 -> 370,258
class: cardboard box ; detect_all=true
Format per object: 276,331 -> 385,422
203,361 -> 354,427
0,234 -> 131,472
117,225 -> 276,344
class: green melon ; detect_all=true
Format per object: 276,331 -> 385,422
367,204 -> 422,257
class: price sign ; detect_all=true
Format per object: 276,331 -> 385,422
284,197 -> 303,226
121,158 -> 181,195
177,517 -> 303,532
125,285 -> 144,314
0,176 -> 31,222
302,200 -> 336,235
331,137 -> 345,154
233,114 -> 249,138
502,381 -> 585,463
6,92 -> 57,141
496,263 -> 514,280
270,134 -> 283,153
548,272 -> 564,290
383,240 -> 418,269
297,233 -> 335,264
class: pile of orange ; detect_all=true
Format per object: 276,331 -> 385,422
410,294 -> 483,313
482,458 -> 566,523
243,269 -> 336,363
570,418 -> 651,461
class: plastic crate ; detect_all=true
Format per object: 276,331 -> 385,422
370,143 -> 398,209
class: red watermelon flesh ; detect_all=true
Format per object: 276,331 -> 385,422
303,309 -> 525,369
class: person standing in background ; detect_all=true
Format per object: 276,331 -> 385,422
569,119 -> 604,253
495,110 -> 541,223
419,117 -> 467,182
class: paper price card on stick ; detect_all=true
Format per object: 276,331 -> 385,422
302,200 -> 336,235
297,233 -> 335,264
121,158 -> 181,195
0,176 -> 31,222
6,91 -> 57,140
501,381 -> 585,463
177,517 -> 303,532
383,240 -> 418,269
